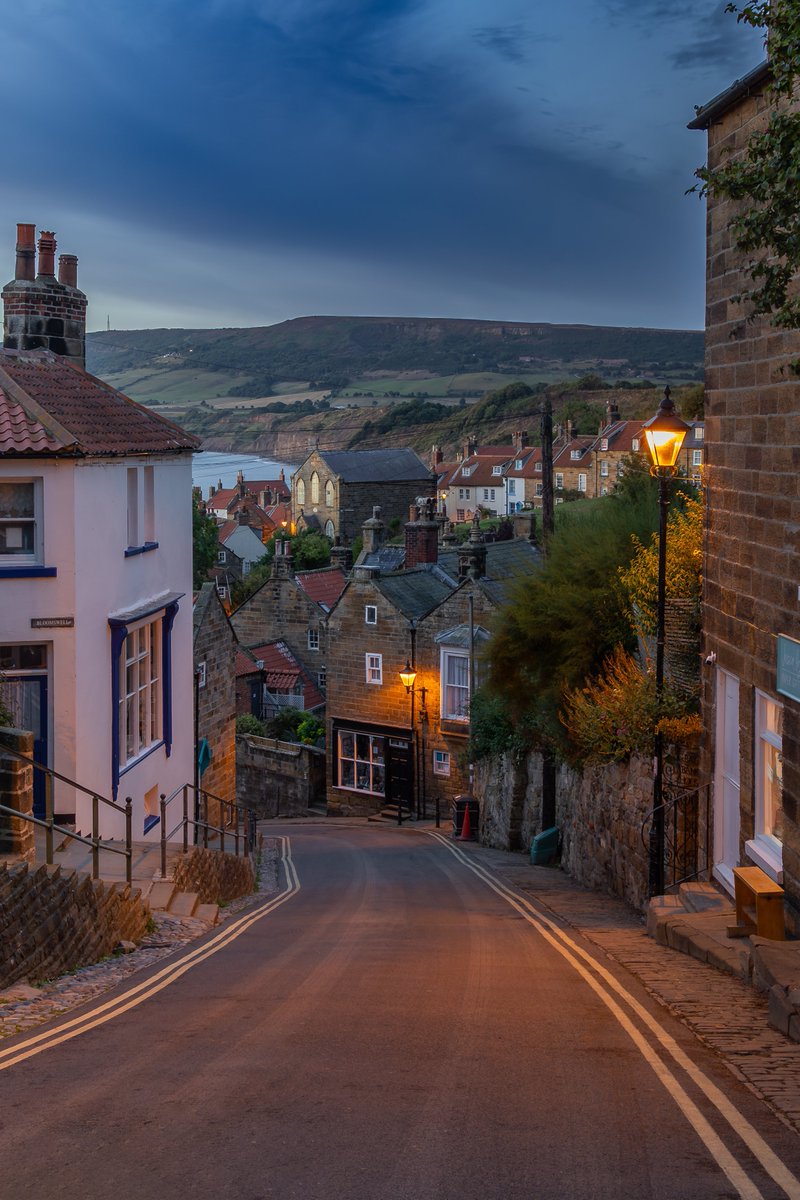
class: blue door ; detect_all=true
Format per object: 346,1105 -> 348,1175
3,674 -> 49,818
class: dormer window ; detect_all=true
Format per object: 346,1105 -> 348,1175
462,466 -> 473,478
534,462 -> 542,473
515,459 -> 523,471
600,438 -> 609,451
492,465 -> 502,475
631,438 -> 640,452
695,426 -> 704,441
570,450 -> 581,460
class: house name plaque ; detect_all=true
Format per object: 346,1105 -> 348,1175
30,617 -> 74,629
776,634 -> 800,703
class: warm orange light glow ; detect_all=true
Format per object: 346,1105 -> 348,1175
642,387 -> 689,471
399,661 -> 417,692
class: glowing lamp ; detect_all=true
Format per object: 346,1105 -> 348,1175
399,661 -> 417,693
642,386 -> 690,472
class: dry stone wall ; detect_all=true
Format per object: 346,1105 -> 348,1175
0,861 -> 150,989
171,846 -> 255,904
237,734 -> 325,816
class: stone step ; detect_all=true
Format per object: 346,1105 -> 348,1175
145,879 -> 177,910
678,881 -> 732,914
195,903 -> 220,925
167,890 -> 200,917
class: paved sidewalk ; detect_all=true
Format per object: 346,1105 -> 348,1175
457,838 -> 800,1135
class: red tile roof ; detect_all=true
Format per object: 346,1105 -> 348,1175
0,351 -> 199,456
243,640 -> 325,709
0,391 -> 62,454
296,567 -> 347,611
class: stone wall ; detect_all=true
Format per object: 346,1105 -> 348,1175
477,750 -> 655,912
0,861 -> 150,989
193,584 -> 237,806
0,728 -> 35,863
231,568 -> 327,682
171,845 -> 255,904
236,734 -> 325,816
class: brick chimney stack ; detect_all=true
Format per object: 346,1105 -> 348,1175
404,498 -> 439,568
2,223 -> 87,368
512,430 -> 528,451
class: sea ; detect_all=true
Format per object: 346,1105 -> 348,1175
192,450 -> 297,495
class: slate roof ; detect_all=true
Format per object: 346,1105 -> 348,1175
0,350 -> 199,456
296,567 -> 348,611
315,448 -> 433,483
375,566 -> 457,620
221,524 -> 268,562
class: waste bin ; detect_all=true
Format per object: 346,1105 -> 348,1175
530,826 -> 559,865
453,794 -> 479,839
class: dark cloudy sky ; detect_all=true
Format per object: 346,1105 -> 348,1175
0,1 -> 763,332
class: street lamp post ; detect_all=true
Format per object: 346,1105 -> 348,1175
400,660 -> 427,824
643,386 -> 689,897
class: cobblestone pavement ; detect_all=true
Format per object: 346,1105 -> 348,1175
0,841 -> 280,1039
471,844 -> 800,1135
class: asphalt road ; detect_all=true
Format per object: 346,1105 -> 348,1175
2,823 -> 800,1200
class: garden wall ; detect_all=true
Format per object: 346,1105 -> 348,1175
476,750 -> 656,912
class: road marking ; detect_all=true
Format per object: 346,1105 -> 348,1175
427,831 -> 800,1200
0,836 -> 300,1072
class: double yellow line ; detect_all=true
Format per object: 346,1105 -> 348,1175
0,836 -> 300,1072
426,830 -> 800,1200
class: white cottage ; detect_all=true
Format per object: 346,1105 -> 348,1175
0,223 -> 200,839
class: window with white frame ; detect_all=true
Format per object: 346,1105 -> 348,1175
365,605 -> 377,625
120,618 -> 161,764
459,488 -> 471,500
492,465 -> 502,475
337,729 -> 385,795
0,479 -> 41,562
570,450 -> 581,460
218,550 -> 226,563
508,479 -> 516,496
243,560 -> 251,576
433,749 -> 451,776
756,693 -> 783,844
692,449 -> 703,467
366,653 -> 382,684
440,648 -> 469,720
318,667 -> 327,689
578,473 -> 587,492
534,462 -> 542,472
483,488 -> 496,501
196,662 -> 207,689
308,628 -> 320,651
695,426 -> 704,440
535,483 -> 543,497
600,460 -> 609,477
515,458 -> 523,470
555,472 -> 564,490
631,438 -> 640,452
600,438 -> 609,451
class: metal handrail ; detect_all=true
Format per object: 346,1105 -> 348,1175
0,741 -> 133,883
159,782 -> 256,878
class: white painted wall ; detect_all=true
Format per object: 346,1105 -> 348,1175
0,452 -> 195,841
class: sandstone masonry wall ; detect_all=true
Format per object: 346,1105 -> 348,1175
0,862 -> 150,989
171,846 -> 255,904
236,734 -> 325,816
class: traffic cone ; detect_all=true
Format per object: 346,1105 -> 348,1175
460,803 -> 472,841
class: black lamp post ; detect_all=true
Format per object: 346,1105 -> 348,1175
400,660 -> 427,824
643,386 -> 689,897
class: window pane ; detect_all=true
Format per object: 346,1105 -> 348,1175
356,761 -> 371,790
0,482 -> 34,518
340,732 -> 354,759
356,733 -> 371,762
340,759 -> 354,788
372,764 -> 385,795
371,736 -> 384,765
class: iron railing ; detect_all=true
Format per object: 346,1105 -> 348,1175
0,742 -> 133,882
159,782 -> 256,878
642,774 -> 709,892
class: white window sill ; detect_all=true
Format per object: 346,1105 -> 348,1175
712,862 -> 736,897
744,836 -> 784,885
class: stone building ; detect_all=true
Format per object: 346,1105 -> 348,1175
690,62 -> 800,928
324,505 -> 540,818
193,584 -> 238,805
291,447 -> 434,543
230,544 -> 347,689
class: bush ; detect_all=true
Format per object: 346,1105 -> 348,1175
236,713 -> 266,737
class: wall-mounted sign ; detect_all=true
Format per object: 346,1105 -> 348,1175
30,617 -> 74,629
776,634 -> 800,702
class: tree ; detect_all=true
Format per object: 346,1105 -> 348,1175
694,4 -> 800,360
192,493 -> 219,589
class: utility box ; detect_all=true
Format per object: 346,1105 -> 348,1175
530,827 -> 559,865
